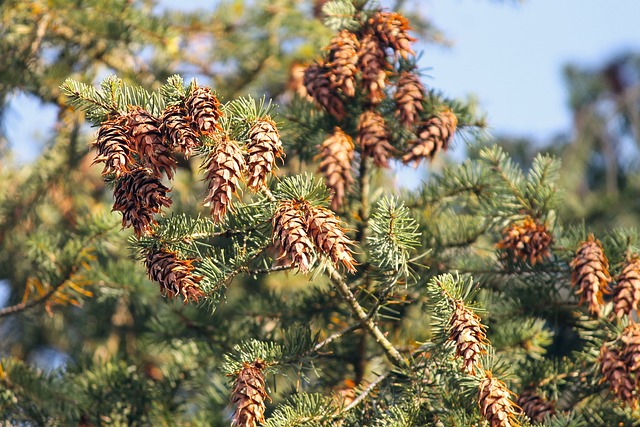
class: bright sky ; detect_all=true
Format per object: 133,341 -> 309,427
6,0 -> 640,162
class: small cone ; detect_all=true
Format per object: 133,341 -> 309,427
394,71 -> 424,128
246,117 -> 284,191
613,256 -> 640,318
272,200 -> 315,273
402,108 -> 457,166
127,106 -> 176,179
92,117 -> 134,177
478,372 -> 520,427
317,127 -> 354,210
160,105 -> 200,157
621,322 -> 640,374
326,29 -> 359,98
303,61 -> 346,119
145,247 -> 204,302
112,168 -> 172,237
448,301 -> 488,375
305,204 -> 357,273
369,11 -> 416,59
516,389 -> 555,423
185,85 -> 222,136
230,360 -> 269,427
357,109 -> 393,168
598,344 -> 637,406
357,30 -> 388,104
497,217 -> 552,266
570,235 -> 612,316
202,136 -> 245,222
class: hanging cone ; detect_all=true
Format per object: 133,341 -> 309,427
145,247 -> 204,303
497,217 -> 552,266
305,204 -> 357,273
92,117 -> 134,177
516,389 -> 555,423
448,301 -> 488,375
402,108 -> 457,166
246,117 -> 284,191
326,29 -> 359,98
202,136 -> 245,222
613,256 -> 640,318
127,106 -> 176,180
230,360 -> 269,427
317,127 -> 355,211
478,372 -> 520,427
112,168 -> 172,237
570,235 -> 612,316
598,344 -> 637,406
369,11 -> 416,59
357,109 -> 393,168
621,322 -> 640,374
272,200 -> 315,273
357,30 -> 388,104
185,85 -> 222,136
394,71 -> 425,128
160,105 -> 200,157
303,61 -> 346,119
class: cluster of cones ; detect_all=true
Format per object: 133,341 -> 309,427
598,322 -> 640,407
498,217 -> 552,267
301,10 -> 458,210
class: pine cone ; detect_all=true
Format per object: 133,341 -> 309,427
357,30 -> 388,104
621,322 -> 640,374
357,109 -> 393,168
613,256 -> 640,318
160,105 -> 200,157
497,217 -> 552,266
92,117 -> 134,177
305,204 -> 356,273
402,108 -> 457,166
448,301 -> 487,375
317,127 -> 354,210
145,247 -> 204,302
202,136 -> 245,222
570,235 -> 612,316
326,29 -> 359,98
369,11 -> 416,59
273,200 -> 315,273
517,389 -> 555,423
185,85 -> 222,136
394,71 -> 424,128
246,117 -> 284,191
478,372 -> 519,427
112,168 -> 172,237
127,106 -> 176,179
303,61 -> 346,119
230,360 -> 269,427
598,344 -> 636,406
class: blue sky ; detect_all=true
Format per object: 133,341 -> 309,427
6,0 -> 640,162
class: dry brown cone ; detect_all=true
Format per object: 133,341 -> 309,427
394,71 -> 425,128
126,106 -> 177,179
478,372 -> 520,427
497,217 -> 552,266
613,256 -> 640,318
112,168 -> 172,237
402,108 -> 458,166
145,247 -> 204,303
357,30 -> 389,104
303,61 -> 346,119
369,11 -> 416,59
598,344 -> 637,406
246,117 -> 284,192
516,389 -> 555,423
202,136 -> 245,222
357,109 -> 394,168
92,117 -> 134,177
305,204 -> 357,273
160,105 -> 200,157
325,29 -> 359,98
448,300 -> 488,375
621,322 -> 640,374
230,360 -> 269,427
272,200 -> 315,273
185,85 -> 222,136
570,235 -> 612,316
317,127 -> 354,211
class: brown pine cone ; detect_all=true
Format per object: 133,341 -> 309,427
448,301 -> 488,375
357,30 -> 388,104
517,389 -> 555,423
478,372 -> 520,427
613,256 -> 640,318
145,247 -> 204,302
303,61 -> 346,119
160,105 -> 200,157
246,117 -> 284,192
185,85 -> 222,136
369,11 -> 416,59
305,204 -> 356,273
497,217 -> 552,266
92,117 -> 134,177
570,235 -> 612,317
402,108 -> 457,166
357,109 -> 393,168
317,127 -> 354,210
598,344 -> 637,406
230,360 -> 269,427
621,322 -> 640,374
202,136 -> 245,222
326,29 -> 359,98
394,71 -> 425,128
127,106 -> 176,179
272,200 -> 315,273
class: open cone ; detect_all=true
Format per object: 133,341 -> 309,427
570,235 -> 611,316
246,117 -> 284,192
92,117 -> 134,177
317,127 -> 354,211
127,106 -> 176,179
402,108 -> 457,166
230,360 -> 269,427
202,136 -> 245,222
145,247 -> 204,303
326,29 -> 359,98
613,256 -> 640,318
305,204 -> 356,273
478,372 -> 520,427
272,200 -> 315,273
448,301 -> 488,375
357,109 -> 393,168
